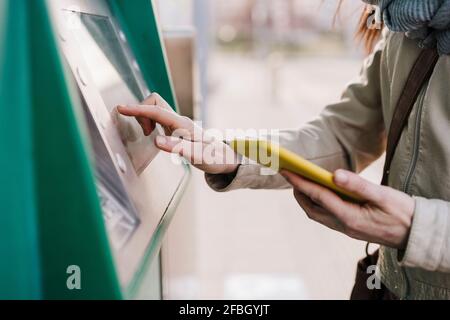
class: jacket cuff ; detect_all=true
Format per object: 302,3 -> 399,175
205,163 -> 266,192
399,197 -> 450,272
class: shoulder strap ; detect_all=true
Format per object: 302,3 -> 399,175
381,48 -> 439,186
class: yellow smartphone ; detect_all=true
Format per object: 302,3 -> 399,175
230,139 -> 363,203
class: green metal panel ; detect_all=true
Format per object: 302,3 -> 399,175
108,0 -> 179,111
0,0 -> 121,299
0,0 -> 42,300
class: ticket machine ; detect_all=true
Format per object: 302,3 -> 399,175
0,0 -> 190,299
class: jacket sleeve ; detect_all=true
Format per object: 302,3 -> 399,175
206,32 -> 389,192
399,197 -> 450,272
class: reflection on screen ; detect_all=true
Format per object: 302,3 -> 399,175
76,13 -> 145,111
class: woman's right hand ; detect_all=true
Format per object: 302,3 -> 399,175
117,93 -> 240,175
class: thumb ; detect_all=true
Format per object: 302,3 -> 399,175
333,169 -> 383,203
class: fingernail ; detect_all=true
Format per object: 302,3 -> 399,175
156,135 -> 167,146
334,170 -> 348,185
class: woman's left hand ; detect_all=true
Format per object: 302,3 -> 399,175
280,169 -> 415,249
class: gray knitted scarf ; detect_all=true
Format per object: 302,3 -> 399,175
363,0 -> 450,55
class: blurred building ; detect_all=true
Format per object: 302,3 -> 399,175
213,0 -> 363,52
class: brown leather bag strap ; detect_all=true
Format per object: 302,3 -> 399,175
381,48 -> 439,186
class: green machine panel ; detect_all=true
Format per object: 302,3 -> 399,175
0,0 -> 190,300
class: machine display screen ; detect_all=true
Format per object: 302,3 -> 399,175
77,12 -> 146,110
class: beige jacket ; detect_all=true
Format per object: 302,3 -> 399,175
206,30 -> 450,300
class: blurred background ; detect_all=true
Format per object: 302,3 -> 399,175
156,0 -> 384,300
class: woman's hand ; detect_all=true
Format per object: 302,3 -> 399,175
117,93 -> 240,175
280,169 -> 415,249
